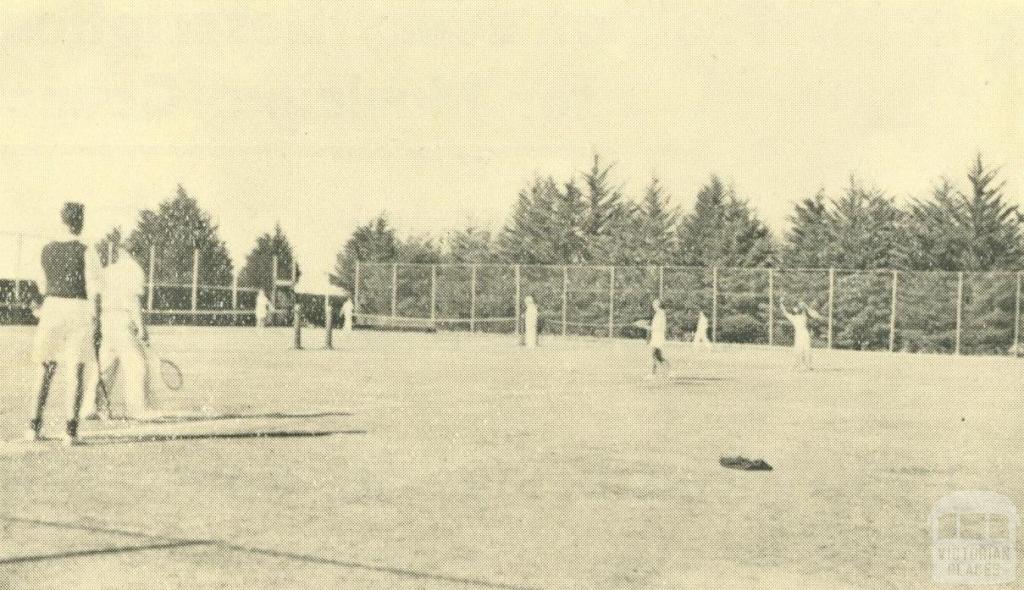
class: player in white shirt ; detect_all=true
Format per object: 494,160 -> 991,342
693,311 -> 711,348
25,203 -> 102,444
649,299 -> 670,375
340,297 -> 354,333
523,295 -> 538,348
780,297 -> 822,369
83,245 -> 158,420
255,289 -> 270,327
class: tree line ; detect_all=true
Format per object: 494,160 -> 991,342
82,154 -> 1024,352
333,153 -> 1022,276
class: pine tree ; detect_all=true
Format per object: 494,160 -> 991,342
676,175 -> 774,267
237,223 -> 299,297
498,176 -> 561,263
446,226 -> 496,263
331,213 -> 399,288
608,175 -> 679,265
125,185 -> 234,286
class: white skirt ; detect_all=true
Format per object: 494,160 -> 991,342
32,297 -> 94,365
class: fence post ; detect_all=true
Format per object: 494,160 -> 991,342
293,303 -> 303,349
191,249 -> 199,312
608,266 -> 615,338
1015,272 -> 1021,353
324,295 -> 333,349
767,268 -> 774,346
711,267 -> 719,342
889,270 -> 898,352
827,267 -> 835,349
231,268 -> 238,311
147,245 -> 155,310
561,266 -> 568,337
430,264 -> 437,326
14,233 -> 23,301
271,254 -> 278,311
658,266 -> 664,300
470,264 -> 477,332
955,271 -> 964,355
353,260 -> 360,314
514,264 -> 521,336
391,263 -> 398,319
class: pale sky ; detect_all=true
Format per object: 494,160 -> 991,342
1,1 -> 1022,286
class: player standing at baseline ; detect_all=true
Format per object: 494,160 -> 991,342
693,311 -> 711,349
25,203 -> 102,445
780,297 -> 822,369
82,245 -> 158,420
522,295 -> 538,348
340,296 -> 354,333
255,289 -> 270,327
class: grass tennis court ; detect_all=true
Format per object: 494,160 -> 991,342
1,326 -> 1021,588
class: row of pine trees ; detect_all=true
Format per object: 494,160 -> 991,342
333,153 -> 1023,275
78,154 -> 1023,353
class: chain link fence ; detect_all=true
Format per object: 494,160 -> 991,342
3,246 -> 1023,358
353,262 -> 1024,357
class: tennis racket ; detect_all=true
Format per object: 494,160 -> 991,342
158,358 -> 184,390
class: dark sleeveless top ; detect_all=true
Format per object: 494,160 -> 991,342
41,241 -> 87,299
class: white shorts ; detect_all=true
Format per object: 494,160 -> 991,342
32,297 -> 94,365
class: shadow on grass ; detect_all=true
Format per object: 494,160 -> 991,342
139,411 -> 353,424
80,429 -> 366,446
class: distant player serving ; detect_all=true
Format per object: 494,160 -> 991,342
780,297 -> 822,369
25,203 -> 102,445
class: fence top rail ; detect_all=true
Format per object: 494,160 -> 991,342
352,261 -> 1024,277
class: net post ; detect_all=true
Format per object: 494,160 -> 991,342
293,303 -> 303,350
561,266 -> 568,337
955,271 -> 964,355
514,264 -> 521,337
767,268 -> 774,346
231,270 -> 238,310
889,269 -> 898,353
658,265 -> 664,300
191,249 -> 199,312
711,267 -> 719,343
470,264 -> 477,333
827,267 -> 835,349
147,245 -> 155,310
1014,271 -> 1021,354
430,264 -> 437,328
608,266 -> 615,338
390,263 -> 398,320
324,294 -> 333,349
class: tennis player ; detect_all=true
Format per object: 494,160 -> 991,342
341,296 -> 354,333
650,299 -> 670,375
693,311 -> 711,348
25,203 -> 102,445
255,289 -> 270,327
780,298 -> 821,369
83,245 -> 158,420
523,295 -> 538,348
